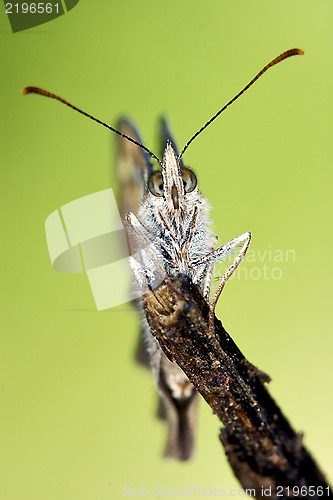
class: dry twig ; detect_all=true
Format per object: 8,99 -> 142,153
143,277 -> 332,500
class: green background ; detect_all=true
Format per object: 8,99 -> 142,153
1,1 -> 332,498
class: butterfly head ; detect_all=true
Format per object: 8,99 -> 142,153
148,142 -> 197,213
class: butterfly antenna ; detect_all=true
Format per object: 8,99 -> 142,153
22,87 -> 163,167
179,48 -> 304,160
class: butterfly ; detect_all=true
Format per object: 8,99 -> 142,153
23,48 -> 303,461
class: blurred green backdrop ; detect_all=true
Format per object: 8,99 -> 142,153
1,1 -> 332,499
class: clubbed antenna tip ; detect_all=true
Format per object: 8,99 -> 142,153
179,48 -> 304,159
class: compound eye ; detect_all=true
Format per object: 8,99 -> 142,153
148,171 -> 164,197
181,168 -> 197,193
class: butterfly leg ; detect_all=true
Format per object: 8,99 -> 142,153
126,212 -> 181,298
190,231 -> 251,335
125,212 -> 167,290
208,232 -> 251,335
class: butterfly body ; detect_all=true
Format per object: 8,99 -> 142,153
117,121 -> 250,460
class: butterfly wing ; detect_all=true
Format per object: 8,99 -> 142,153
115,119 -> 153,367
115,118 -> 153,219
